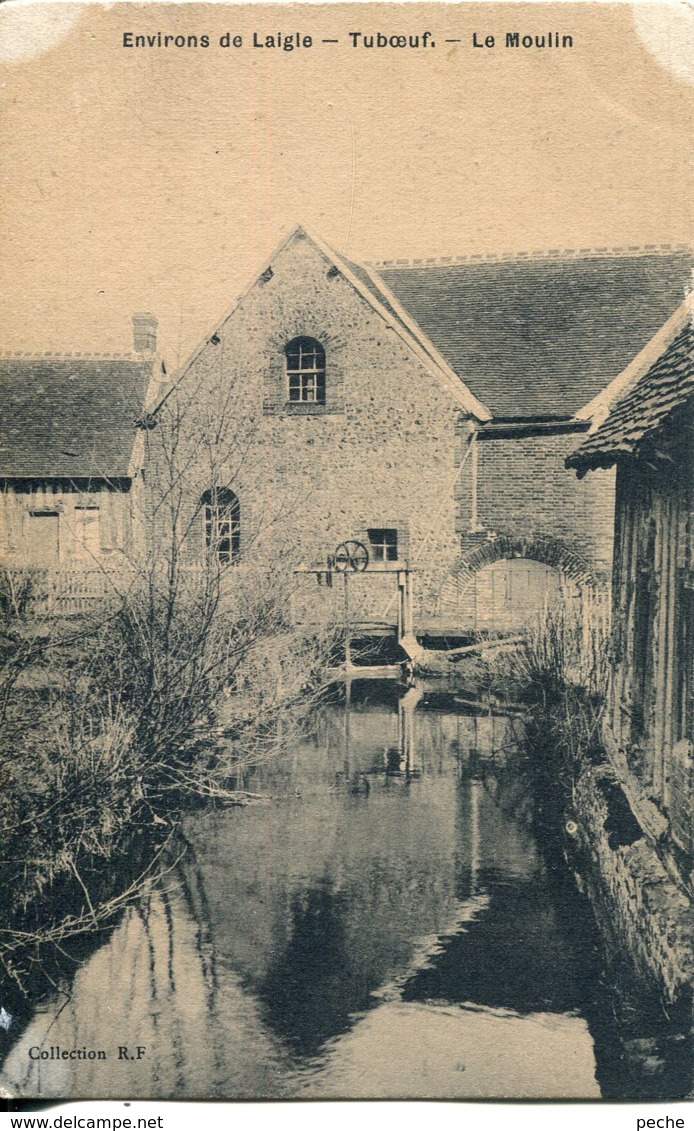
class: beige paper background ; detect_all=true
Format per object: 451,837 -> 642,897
0,1 -> 692,369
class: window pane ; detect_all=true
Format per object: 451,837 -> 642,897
285,337 -> 326,404
315,371 -> 326,404
204,494 -> 240,564
288,374 -> 301,401
367,528 -> 398,563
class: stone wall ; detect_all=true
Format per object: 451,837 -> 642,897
572,763 -> 694,1012
144,230 -> 466,622
144,229 -> 618,627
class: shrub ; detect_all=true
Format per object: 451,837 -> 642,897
484,588 -> 610,789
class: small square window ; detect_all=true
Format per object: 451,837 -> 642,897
367,528 -> 398,563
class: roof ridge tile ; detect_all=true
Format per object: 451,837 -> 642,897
0,350 -> 140,361
364,242 -> 693,269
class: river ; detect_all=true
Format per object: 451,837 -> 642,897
1,679 -> 691,1101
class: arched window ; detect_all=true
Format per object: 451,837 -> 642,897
202,487 -> 240,565
285,337 -> 326,404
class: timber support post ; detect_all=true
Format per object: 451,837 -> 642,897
398,568 -> 423,663
343,569 -> 352,671
398,569 -> 414,641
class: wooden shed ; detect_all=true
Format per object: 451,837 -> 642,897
568,309 -> 694,882
0,347 -> 156,613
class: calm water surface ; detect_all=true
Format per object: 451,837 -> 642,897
1,681 -> 690,1100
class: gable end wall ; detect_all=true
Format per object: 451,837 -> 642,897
150,232 -> 468,619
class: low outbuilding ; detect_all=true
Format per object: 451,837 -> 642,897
568,299 -> 694,880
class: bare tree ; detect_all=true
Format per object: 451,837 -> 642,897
0,355 -> 337,992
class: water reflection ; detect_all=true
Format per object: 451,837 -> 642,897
1,886 -> 291,1099
1,680 -> 688,1100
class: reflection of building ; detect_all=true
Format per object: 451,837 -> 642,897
568,302 -> 694,881
144,227 -> 690,630
0,885 -> 288,1100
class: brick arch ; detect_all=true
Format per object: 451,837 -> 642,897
435,535 -> 599,626
454,534 -> 599,588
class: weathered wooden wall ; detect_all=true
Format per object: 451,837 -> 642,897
0,480 -> 133,568
607,434 -> 694,874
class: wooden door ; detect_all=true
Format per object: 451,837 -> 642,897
28,512 -> 60,568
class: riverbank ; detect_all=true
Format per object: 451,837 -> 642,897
570,760 -> 694,1031
478,602 -> 694,1086
0,567 -> 335,1000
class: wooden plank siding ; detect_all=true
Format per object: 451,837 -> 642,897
0,482 -> 133,570
607,447 -> 694,881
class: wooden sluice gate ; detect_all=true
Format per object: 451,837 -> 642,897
294,540 -> 526,677
294,540 -> 422,676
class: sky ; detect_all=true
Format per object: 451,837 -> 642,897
0,0 -> 693,365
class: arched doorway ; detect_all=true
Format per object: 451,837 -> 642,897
473,557 -> 568,631
437,536 -> 597,633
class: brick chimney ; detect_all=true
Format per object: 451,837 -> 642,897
132,312 -> 158,354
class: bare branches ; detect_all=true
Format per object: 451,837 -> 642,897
0,351 -> 340,997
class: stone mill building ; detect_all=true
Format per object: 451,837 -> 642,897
139,226 -> 691,635
1,226 -> 691,633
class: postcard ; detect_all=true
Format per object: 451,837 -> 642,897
1,0 -> 693,1105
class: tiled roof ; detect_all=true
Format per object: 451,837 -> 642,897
334,248 -> 487,409
0,356 -> 150,477
373,252 -> 692,418
566,326 -> 694,474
